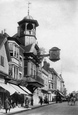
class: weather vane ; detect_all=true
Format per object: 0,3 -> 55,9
28,2 -> 31,16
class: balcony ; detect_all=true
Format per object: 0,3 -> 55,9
35,75 -> 44,86
26,74 -> 44,88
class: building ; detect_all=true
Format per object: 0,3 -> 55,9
41,66 -> 49,101
0,7 -> 66,106
4,12 -> 44,105
0,33 -> 12,106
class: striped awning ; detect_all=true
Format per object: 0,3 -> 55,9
19,86 -> 32,95
9,84 -> 28,95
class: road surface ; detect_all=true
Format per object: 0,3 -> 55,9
14,101 -> 78,115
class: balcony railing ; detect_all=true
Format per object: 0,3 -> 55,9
26,74 -> 44,86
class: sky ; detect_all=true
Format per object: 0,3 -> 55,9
0,0 -> 78,94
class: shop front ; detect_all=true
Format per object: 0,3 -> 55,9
0,79 -> 32,108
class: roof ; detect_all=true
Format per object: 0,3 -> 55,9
0,34 -> 5,46
22,44 -> 33,53
8,37 -> 21,45
5,40 -> 11,62
18,17 -> 39,27
12,33 -> 18,38
0,33 -> 11,62
50,47 -> 60,51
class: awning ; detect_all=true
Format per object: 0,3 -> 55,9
0,83 -> 17,95
59,92 -> 64,97
19,86 -> 32,95
52,93 -> 56,97
10,84 -> 28,95
41,89 -> 48,94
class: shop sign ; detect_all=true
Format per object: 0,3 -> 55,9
49,47 -> 60,62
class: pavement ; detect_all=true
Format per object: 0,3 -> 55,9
0,102 -> 55,115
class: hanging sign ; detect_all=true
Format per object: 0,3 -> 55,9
49,47 -> 60,62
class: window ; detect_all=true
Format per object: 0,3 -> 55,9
19,73 -> 22,78
9,43 -> 19,59
30,62 -> 36,78
0,56 -> 4,67
52,83 -> 53,89
19,56 -> 22,66
24,60 -> 28,76
14,44 -> 19,59
14,65 -> 18,79
49,84 -> 50,89
9,64 -> 13,76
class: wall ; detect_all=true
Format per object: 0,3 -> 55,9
0,44 -> 9,74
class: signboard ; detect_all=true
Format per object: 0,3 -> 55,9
49,47 -> 60,62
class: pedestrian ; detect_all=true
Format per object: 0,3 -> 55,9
39,96 -> 43,105
25,97 -> 29,108
0,97 -> 2,109
4,97 -> 10,113
31,96 -> 33,106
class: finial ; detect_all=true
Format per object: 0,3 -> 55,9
28,2 -> 31,16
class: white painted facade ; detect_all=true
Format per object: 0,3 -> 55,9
8,41 -> 24,80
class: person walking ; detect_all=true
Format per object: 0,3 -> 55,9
39,96 -> 43,105
25,97 -> 29,108
4,97 -> 10,113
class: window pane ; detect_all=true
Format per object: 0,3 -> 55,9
1,56 -> 4,66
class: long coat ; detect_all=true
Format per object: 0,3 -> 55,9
4,99 -> 10,110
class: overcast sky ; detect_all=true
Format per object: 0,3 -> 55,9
0,0 -> 78,94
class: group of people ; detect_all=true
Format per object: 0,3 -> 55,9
39,96 -> 49,105
67,93 -> 76,105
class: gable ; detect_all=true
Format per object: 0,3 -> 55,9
0,44 -> 9,74
0,34 -> 11,62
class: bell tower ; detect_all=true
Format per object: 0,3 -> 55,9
17,3 -> 39,46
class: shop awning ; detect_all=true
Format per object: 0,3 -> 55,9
52,93 -> 56,97
0,83 -> 17,95
19,86 -> 32,95
10,84 -> 28,95
41,89 -> 48,94
59,92 -> 64,97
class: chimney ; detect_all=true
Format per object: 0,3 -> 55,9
43,61 -> 50,71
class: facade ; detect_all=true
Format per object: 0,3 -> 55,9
0,34 -> 11,106
0,9 -> 66,107
6,14 -> 44,105
41,67 -> 49,101
8,37 -> 24,81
